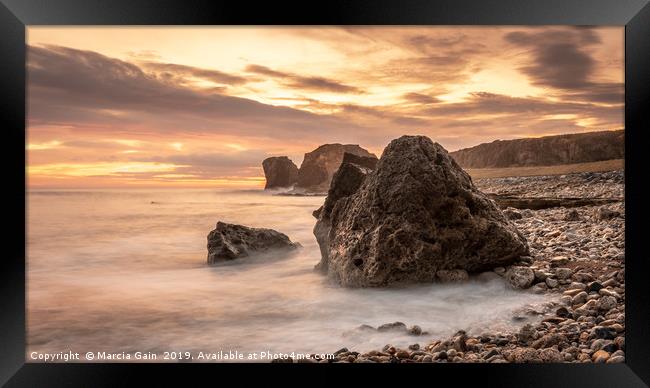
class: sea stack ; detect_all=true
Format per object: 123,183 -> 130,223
262,156 -> 299,189
296,144 -> 377,193
313,135 -> 530,287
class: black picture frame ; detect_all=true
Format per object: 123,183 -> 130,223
1,0 -> 649,386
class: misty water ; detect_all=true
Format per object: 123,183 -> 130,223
27,189 -> 551,361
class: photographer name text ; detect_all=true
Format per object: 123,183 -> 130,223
29,350 -> 333,362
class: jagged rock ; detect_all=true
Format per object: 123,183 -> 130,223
296,144 -> 376,192
262,156 -> 299,189
207,222 -> 300,264
313,135 -> 530,287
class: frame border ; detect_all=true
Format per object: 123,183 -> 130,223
2,0 -> 648,386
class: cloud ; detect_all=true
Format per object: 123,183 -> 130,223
141,62 -> 248,85
27,45 -> 361,141
421,92 -> 623,123
402,92 -> 441,105
244,64 -> 362,94
504,27 -> 622,103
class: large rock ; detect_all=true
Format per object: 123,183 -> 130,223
207,221 -> 300,264
341,152 -> 378,170
313,159 -> 376,272
313,135 -> 529,287
262,156 -> 299,189
296,144 -> 377,192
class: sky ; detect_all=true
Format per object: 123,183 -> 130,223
26,26 -> 624,188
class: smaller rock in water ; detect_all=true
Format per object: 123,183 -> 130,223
357,324 -> 375,331
377,322 -> 407,332
408,325 -> 423,336
505,266 -> 535,289
207,222 -> 300,264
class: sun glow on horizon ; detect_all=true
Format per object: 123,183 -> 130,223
26,26 -> 624,188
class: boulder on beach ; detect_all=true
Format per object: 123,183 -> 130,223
313,135 -> 530,287
296,144 -> 377,192
207,221 -> 300,264
262,156 -> 299,189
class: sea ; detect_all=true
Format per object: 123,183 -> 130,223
27,188 -> 550,362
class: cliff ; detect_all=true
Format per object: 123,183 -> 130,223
450,130 -> 624,169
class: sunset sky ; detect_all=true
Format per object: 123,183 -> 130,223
27,26 -> 624,188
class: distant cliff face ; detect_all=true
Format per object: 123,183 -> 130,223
450,130 -> 624,169
296,144 -> 377,192
262,156 -> 299,189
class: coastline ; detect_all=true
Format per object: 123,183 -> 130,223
304,170 -> 626,363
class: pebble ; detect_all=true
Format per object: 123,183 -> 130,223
594,326 -> 618,340
607,355 -> 625,364
598,296 -> 617,311
545,277 -> 559,288
550,256 -> 569,266
556,268 -> 574,280
587,281 -> 603,293
592,350 -> 610,363
572,291 -> 588,305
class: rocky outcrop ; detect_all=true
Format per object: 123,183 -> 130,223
313,135 -> 530,287
296,144 -> 377,192
207,221 -> 300,264
341,152 -> 378,170
262,156 -> 299,189
313,159 -> 376,272
450,130 -> 624,168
